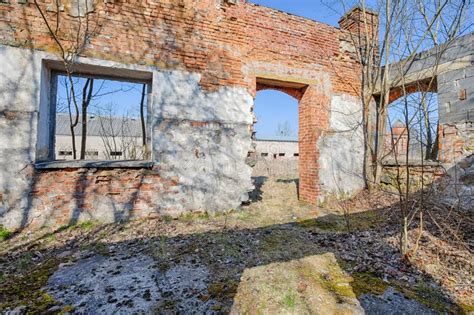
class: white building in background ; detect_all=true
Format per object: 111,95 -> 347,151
54,113 -> 146,160
56,112 -> 299,162
252,137 -> 299,178
254,137 -> 299,159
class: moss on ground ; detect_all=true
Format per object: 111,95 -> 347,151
0,259 -> 63,312
299,257 -> 357,301
207,279 -> 238,301
350,271 -> 461,314
297,211 -> 381,233
394,281 -> 461,314
350,272 -> 390,297
459,303 -> 474,314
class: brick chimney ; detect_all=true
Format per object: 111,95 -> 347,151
339,7 -> 379,38
339,7 -> 379,60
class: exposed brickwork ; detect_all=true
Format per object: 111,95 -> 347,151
27,167 -> 180,228
439,122 -> 474,162
0,0 -> 361,93
0,0 -> 366,216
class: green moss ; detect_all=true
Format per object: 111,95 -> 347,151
394,281 -> 457,313
296,217 -> 345,232
297,211 -> 382,233
0,259 -> 62,312
78,220 -> 95,231
351,272 -> 458,313
351,272 -> 389,297
208,280 -> 238,301
94,243 -> 110,256
42,233 -> 57,243
459,303 -> 474,314
60,305 -> 75,313
0,225 -> 12,241
282,291 -> 297,309
162,214 -> 174,223
18,252 -> 33,271
179,212 -> 195,223
300,262 -> 356,301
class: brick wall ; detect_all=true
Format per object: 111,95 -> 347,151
27,166 -> 181,228
0,0 -> 367,228
0,0 -> 361,92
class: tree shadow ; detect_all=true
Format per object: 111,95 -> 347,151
246,176 -> 268,203
0,200 -> 465,313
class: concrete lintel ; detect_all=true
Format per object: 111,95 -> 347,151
256,75 -> 313,89
35,160 -> 154,170
44,59 -> 154,83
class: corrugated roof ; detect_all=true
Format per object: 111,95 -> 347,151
55,113 -> 144,137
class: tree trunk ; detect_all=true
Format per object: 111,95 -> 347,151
140,84 -> 147,148
80,78 -> 94,160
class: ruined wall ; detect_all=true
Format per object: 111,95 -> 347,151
383,33 -> 474,164
437,34 -> 474,163
0,0 -> 364,229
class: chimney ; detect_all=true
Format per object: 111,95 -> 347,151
339,7 -> 379,38
339,7 -> 379,60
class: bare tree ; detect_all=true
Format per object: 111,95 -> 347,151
325,0 -> 470,189
79,78 -> 94,159
97,105 -> 145,160
322,0 -> 471,257
275,121 -> 293,137
32,0 -> 100,159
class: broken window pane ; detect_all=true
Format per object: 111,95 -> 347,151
54,74 -> 149,161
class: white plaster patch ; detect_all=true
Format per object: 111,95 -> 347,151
0,44 -> 255,229
318,95 -> 365,197
152,70 -> 253,124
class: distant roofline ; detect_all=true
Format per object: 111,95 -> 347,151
255,138 -> 298,143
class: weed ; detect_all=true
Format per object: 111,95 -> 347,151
162,215 -> 173,223
42,233 -> 57,243
94,243 -> 110,256
18,252 -> 33,271
0,272 -> 5,283
0,225 -> 12,241
282,291 -> 297,309
78,221 -> 95,231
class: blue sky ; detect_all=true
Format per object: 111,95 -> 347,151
250,0 -> 340,140
250,0 -> 343,26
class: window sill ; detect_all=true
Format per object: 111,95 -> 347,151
35,160 -> 154,170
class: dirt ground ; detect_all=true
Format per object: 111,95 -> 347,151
0,176 -> 472,314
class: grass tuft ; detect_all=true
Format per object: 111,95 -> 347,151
0,225 -> 12,241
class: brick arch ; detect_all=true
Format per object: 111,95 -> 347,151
386,77 -> 437,105
256,83 -> 305,101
